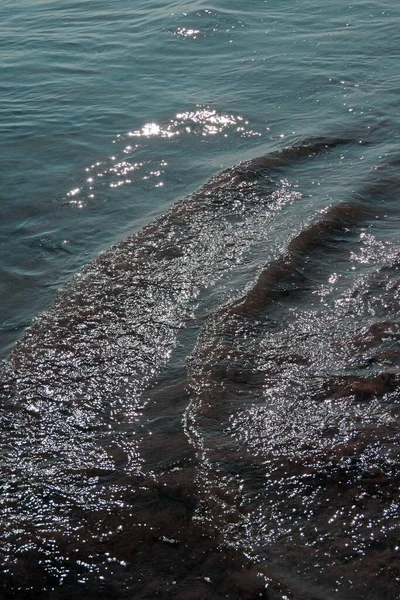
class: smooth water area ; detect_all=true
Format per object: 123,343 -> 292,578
0,1 -> 399,599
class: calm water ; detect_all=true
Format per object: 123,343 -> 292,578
0,1 -> 399,598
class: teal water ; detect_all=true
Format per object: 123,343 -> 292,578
1,0 -> 399,357
1,2 -> 400,599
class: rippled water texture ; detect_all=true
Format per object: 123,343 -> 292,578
1,137 -> 399,599
1,1 -> 400,599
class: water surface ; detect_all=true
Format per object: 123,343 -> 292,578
0,1 -> 399,598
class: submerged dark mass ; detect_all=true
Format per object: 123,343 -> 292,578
0,138 -> 399,599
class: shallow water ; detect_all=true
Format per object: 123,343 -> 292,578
1,1 -> 399,599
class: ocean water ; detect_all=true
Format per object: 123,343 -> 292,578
0,1 -> 399,599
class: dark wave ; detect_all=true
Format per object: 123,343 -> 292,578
1,137 -> 399,599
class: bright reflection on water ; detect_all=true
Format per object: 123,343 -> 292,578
126,109 -> 255,139
63,108 -> 261,207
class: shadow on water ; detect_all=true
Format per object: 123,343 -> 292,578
1,137 -> 399,599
